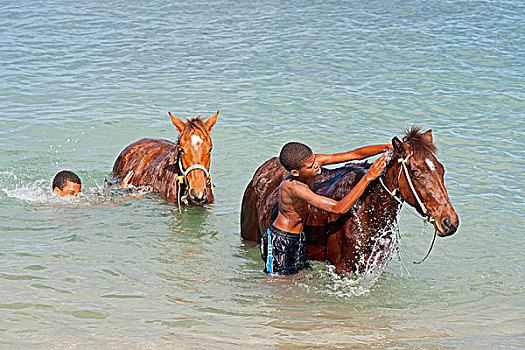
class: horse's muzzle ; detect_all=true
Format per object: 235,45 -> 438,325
188,188 -> 208,205
437,216 -> 459,237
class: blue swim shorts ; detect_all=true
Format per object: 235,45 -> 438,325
261,225 -> 310,276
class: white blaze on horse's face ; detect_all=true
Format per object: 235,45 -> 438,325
191,135 -> 203,150
425,158 -> 437,171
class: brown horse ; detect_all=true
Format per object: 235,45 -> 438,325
241,127 -> 459,274
113,111 -> 218,206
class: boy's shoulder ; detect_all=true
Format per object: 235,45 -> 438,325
280,177 -> 311,197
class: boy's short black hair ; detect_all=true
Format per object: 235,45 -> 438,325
52,170 -> 81,190
279,142 -> 313,171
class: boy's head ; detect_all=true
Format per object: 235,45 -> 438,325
53,170 -> 81,197
280,142 -> 319,177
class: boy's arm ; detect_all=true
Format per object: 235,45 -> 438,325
316,144 -> 391,166
294,155 -> 387,214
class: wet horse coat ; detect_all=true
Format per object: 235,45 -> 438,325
113,111 -> 218,205
241,127 -> 459,273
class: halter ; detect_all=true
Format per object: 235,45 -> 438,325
380,152 -> 434,223
176,155 -> 215,213
378,151 -> 437,264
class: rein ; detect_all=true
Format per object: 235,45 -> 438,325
378,151 -> 437,264
176,151 -> 215,213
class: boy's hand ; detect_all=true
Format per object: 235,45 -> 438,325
365,154 -> 387,181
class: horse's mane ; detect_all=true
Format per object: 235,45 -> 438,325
182,117 -> 208,134
402,126 -> 437,158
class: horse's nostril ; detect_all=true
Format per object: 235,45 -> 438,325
442,217 -> 451,230
189,188 -> 205,202
440,216 -> 458,236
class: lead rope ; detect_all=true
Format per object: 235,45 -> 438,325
378,154 -> 437,264
397,225 -> 437,264
176,175 -> 186,213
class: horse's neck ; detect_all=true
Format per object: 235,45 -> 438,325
170,142 -> 183,176
319,163 -> 402,271
365,159 -> 404,221
382,157 -> 403,195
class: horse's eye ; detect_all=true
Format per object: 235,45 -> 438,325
412,169 -> 421,178
208,148 -> 212,154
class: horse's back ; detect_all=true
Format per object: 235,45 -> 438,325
113,138 -> 180,199
113,138 -> 175,174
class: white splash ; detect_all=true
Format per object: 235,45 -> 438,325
300,212 -> 402,298
1,174 -> 151,206
2,179 -> 63,204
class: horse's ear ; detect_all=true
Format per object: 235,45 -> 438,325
422,129 -> 433,143
392,137 -> 407,155
168,112 -> 186,132
204,111 -> 219,131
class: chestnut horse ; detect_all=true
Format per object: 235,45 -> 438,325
113,111 -> 218,206
240,127 -> 459,274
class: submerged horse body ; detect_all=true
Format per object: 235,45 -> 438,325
113,111 -> 218,205
241,127 -> 459,273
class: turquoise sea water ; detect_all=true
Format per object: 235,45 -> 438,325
1,1 -> 523,348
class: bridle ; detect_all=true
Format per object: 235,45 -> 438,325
176,149 -> 215,213
378,150 -> 439,264
379,150 -> 438,223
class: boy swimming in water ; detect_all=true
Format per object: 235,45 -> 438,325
52,170 -> 82,197
262,142 -> 389,276
53,170 -> 132,198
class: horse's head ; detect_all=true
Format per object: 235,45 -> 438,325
388,126 -> 459,237
168,111 -> 218,204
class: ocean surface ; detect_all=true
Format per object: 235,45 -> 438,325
1,1 -> 523,348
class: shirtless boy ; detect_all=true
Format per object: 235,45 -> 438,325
262,142 -> 389,276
